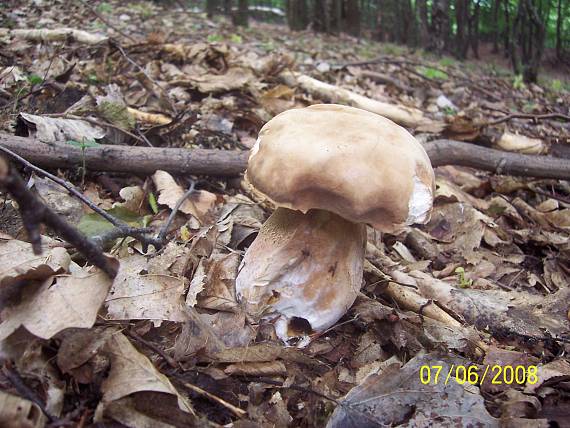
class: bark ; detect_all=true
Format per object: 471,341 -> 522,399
416,0 -> 430,47
279,72 -> 431,128
556,0 -> 563,59
232,0 -> 249,27
286,0 -> 309,31
313,0 -> 328,33
206,0 -> 218,17
342,0 -> 360,37
510,0 -> 547,83
455,0 -> 469,59
468,0 -> 481,59
3,135 -> 570,181
492,0 -> 501,53
430,0 -> 451,53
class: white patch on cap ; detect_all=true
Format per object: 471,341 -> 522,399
406,176 -> 433,225
249,137 -> 261,160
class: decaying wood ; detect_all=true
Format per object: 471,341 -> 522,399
1,133 -> 569,180
279,72 -> 433,128
0,28 -> 108,45
424,139 -> 570,179
0,133 -> 249,177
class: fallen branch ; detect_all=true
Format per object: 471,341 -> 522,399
483,112 -> 570,126
1,133 -> 569,180
279,71 -> 434,129
0,133 -> 249,176
0,156 -> 119,278
424,139 -> 570,180
0,28 -> 108,45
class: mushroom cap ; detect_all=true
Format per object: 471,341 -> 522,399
246,104 -> 435,233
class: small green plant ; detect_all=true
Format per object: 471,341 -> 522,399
66,137 -> 101,186
439,56 -> 455,67
96,2 -> 113,14
26,74 -> 43,86
442,106 -> 456,116
148,192 -> 158,214
420,66 -> 448,80
260,41 -> 275,52
207,34 -> 224,43
513,74 -> 526,90
230,34 -> 243,43
455,267 -> 473,289
86,73 -> 100,85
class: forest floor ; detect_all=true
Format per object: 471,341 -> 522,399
0,1 -> 569,427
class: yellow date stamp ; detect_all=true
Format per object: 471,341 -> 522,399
419,364 -> 539,386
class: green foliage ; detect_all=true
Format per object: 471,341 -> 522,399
207,33 -> 224,43
66,138 -> 101,186
454,267 -> 473,289
443,106 -> 456,116
148,192 -> 159,214
86,73 -> 100,85
513,74 -> 526,90
78,206 -> 149,237
96,2 -> 113,14
382,43 -> 406,56
230,34 -> 243,43
26,74 -> 43,86
420,67 -> 448,80
438,57 -> 456,67
131,3 -> 153,18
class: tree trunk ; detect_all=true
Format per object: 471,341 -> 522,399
455,0 -> 469,59
556,0 -> 563,59
503,0 -> 511,57
430,0 -> 451,53
286,0 -> 309,31
510,0 -> 547,83
313,0 -> 328,33
329,0 -> 342,34
468,0 -> 481,59
206,0 -> 218,17
416,0 -> 430,47
491,0 -> 501,53
232,0 -> 249,27
342,0 -> 360,37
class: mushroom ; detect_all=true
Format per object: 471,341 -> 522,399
236,104 -> 435,345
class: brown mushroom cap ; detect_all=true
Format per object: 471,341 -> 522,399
246,104 -> 435,233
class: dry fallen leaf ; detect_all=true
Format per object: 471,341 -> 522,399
0,268 -> 111,340
95,332 -> 194,418
0,390 -> 47,428
106,253 -> 188,325
152,170 -> 216,222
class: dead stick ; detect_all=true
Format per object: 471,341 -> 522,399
1,133 -> 569,180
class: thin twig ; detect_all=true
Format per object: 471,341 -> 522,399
182,382 -> 246,418
156,180 -> 196,242
483,112 -> 570,126
124,330 -> 179,369
78,0 -> 136,42
2,362 -> 56,422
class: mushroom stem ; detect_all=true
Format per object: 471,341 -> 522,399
235,208 -> 366,344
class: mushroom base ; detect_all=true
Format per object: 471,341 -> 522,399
235,207 -> 366,345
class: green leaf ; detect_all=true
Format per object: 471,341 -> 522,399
420,67 -> 448,80
78,206 -> 146,237
148,192 -> 159,214
27,74 -> 43,86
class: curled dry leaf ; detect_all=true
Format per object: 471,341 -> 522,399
171,67 -> 254,93
95,332 -> 194,418
0,237 -> 70,291
18,112 -> 105,143
0,268 -> 111,340
152,170 -> 216,222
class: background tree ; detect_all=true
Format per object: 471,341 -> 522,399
286,0 -> 309,31
232,0 -> 248,27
